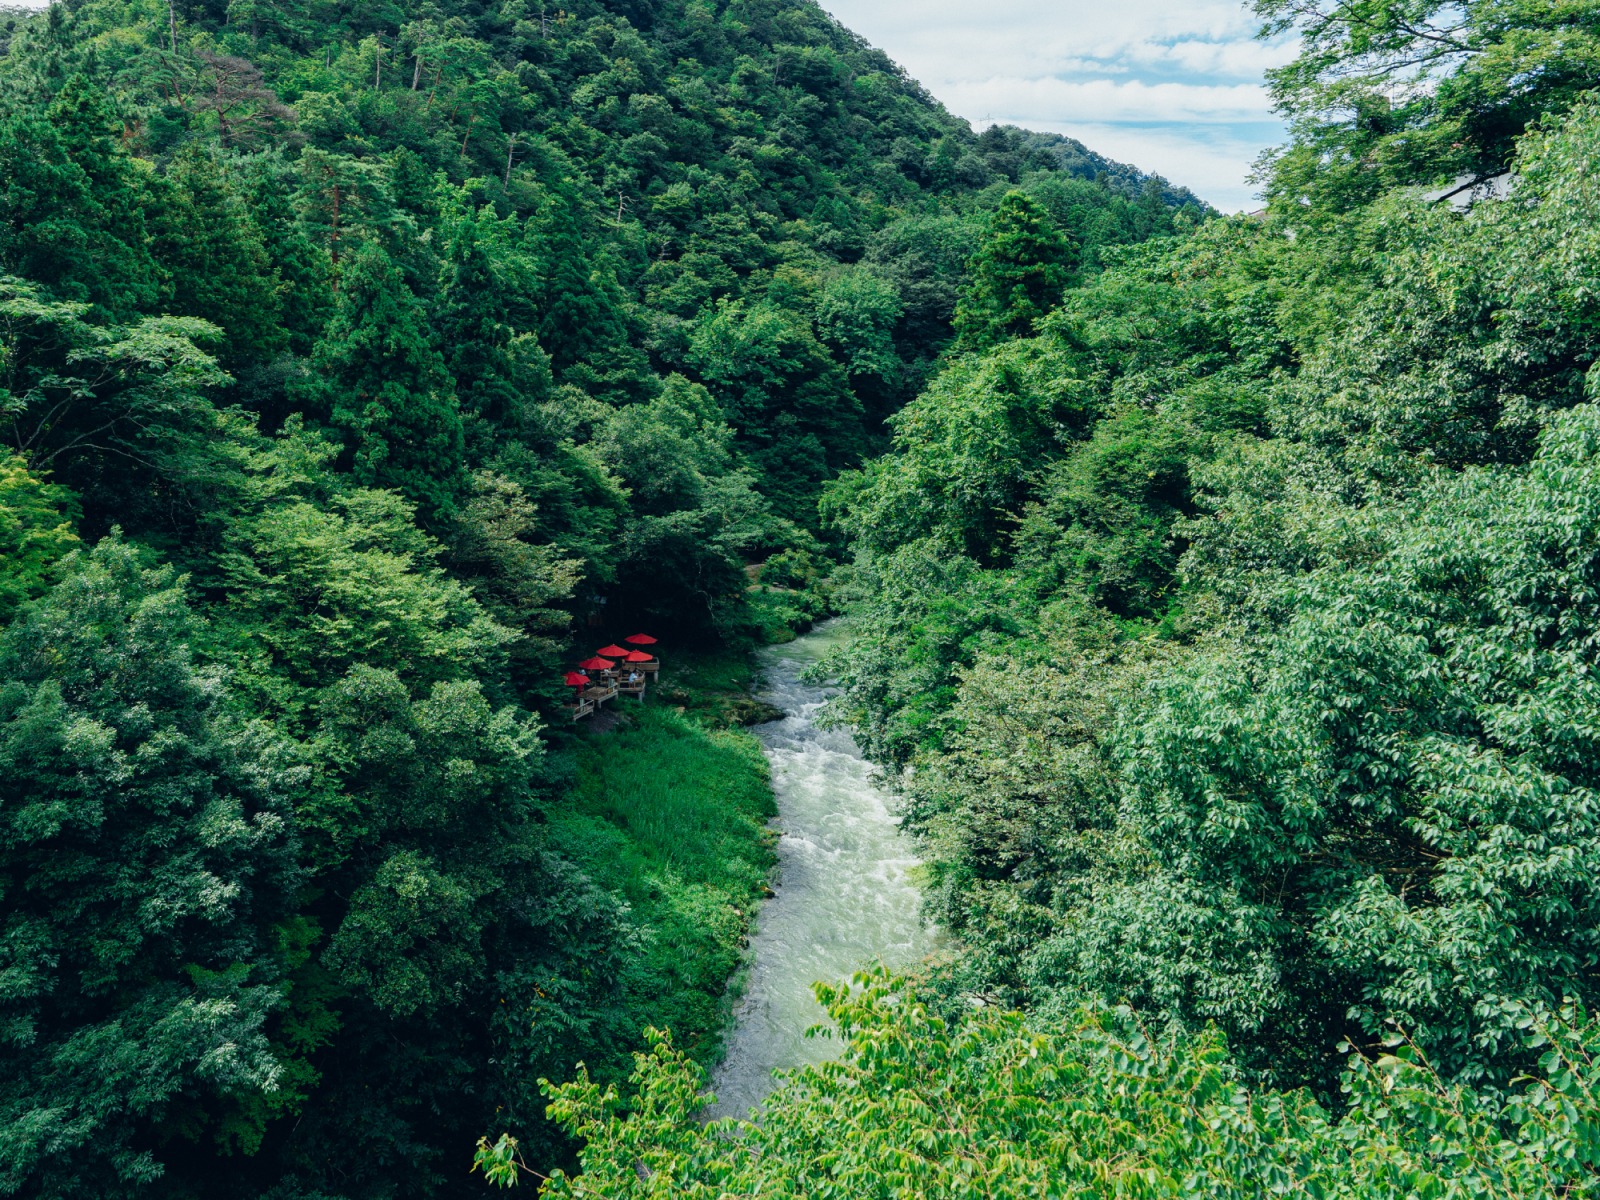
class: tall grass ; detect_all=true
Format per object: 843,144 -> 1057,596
545,705 -> 776,1062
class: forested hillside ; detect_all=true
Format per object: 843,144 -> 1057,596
473,1 -> 1600,1196
821,0 -> 1600,1101
0,0 -> 1203,1196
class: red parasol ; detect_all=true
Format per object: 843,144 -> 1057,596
596,644 -> 631,658
563,671 -> 590,688
622,650 -> 654,663
578,656 -> 615,671
624,633 -> 657,645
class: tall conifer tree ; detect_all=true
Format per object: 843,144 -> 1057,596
434,218 -> 534,433
952,191 -> 1076,350
0,77 -> 161,318
311,242 -> 465,518
151,146 -> 285,366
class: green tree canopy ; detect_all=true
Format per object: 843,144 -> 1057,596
308,241 -> 466,519
953,191 -> 1077,350
0,536 -> 298,1197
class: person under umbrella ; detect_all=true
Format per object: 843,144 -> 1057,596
622,648 -> 658,680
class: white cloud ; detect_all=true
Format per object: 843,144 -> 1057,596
945,78 -> 1274,127
820,0 -> 1293,211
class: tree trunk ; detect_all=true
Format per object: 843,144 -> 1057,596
330,183 -> 342,271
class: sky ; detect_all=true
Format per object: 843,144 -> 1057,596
818,0 -> 1296,212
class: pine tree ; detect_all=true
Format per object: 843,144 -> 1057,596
533,211 -> 651,403
952,191 -> 1076,350
0,76 -> 162,319
237,153 -> 334,357
311,241 -> 465,518
434,217 -> 545,436
151,145 -> 285,366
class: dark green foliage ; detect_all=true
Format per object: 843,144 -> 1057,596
0,537 -> 298,1197
0,276 -> 232,530
150,145 -> 285,366
687,297 -> 862,522
953,190 -> 1077,349
0,78 -> 162,319
311,242 -> 466,519
433,214 -> 549,441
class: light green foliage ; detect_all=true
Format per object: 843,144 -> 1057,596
0,453 -> 78,623
1257,0 -> 1600,209
814,267 -> 905,391
828,337 -> 1093,563
1072,405 -> 1600,1085
0,536 -> 299,1197
216,487 -> 514,722
481,972 -> 1600,1198
446,469 -> 581,667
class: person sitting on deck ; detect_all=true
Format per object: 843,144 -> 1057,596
627,670 -> 641,686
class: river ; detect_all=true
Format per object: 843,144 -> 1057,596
707,619 -> 934,1118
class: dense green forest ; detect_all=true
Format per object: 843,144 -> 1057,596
12,0 -> 1600,1194
477,0 -> 1600,1196
0,0 -> 1204,1194
821,0 -> 1600,1101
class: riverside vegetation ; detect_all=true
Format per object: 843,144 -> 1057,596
0,0 -> 1198,1195
5,0 -> 1600,1197
483,2 -> 1600,1198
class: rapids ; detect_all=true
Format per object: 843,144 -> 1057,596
708,619 -> 933,1118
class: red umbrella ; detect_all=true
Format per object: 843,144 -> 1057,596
578,656 -> 615,671
563,671 -> 590,688
624,633 -> 657,645
596,643 -> 631,658
622,650 -> 654,663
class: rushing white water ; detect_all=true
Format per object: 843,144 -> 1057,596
708,619 -> 933,1118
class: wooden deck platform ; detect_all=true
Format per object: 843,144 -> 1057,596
571,664 -> 656,718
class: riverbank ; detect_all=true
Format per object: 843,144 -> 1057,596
544,649 -> 780,1078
